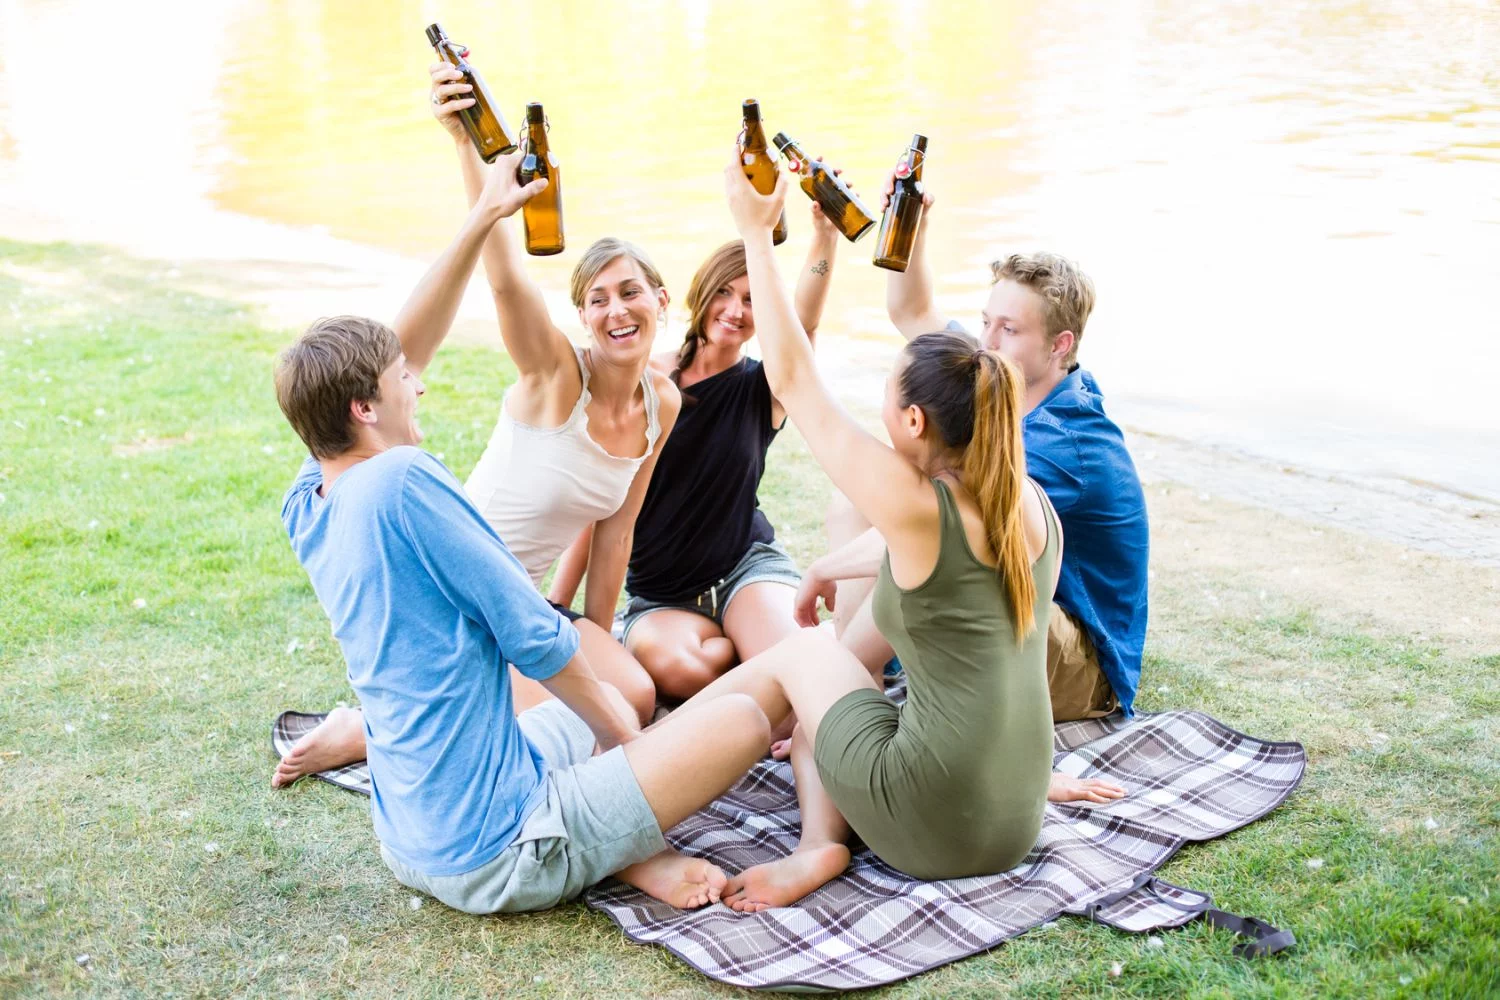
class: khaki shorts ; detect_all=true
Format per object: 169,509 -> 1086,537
379,700 -> 665,914
1047,604 -> 1118,723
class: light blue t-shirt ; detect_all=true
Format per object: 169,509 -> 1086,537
282,447 -> 580,876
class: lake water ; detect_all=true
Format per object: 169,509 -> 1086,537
2,0 -> 1497,499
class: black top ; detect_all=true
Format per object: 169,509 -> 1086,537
627,358 -> 780,600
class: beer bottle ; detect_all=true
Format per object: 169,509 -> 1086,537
426,23 -> 517,162
772,133 -> 876,243
872,134 -> 929,272
740,100 -> 788,245
515,103 -> 564,256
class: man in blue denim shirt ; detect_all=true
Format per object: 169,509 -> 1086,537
809,177 -> 1148,721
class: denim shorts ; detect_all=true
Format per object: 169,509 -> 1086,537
619,539 -> 801,642
378,700 -> 665,914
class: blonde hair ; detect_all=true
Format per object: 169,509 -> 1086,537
991,252 -> 1095,369
275,316 -> 400,459
675,240 -> 747,382
899,333 -> 1036,639
568,237 -> 667,309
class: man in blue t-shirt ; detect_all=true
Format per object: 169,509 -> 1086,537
809,178 -> 1149,721
270,159 -> 770,913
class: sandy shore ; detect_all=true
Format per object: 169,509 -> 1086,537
5,198 -> 1497,570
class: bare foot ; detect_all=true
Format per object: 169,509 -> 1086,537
272,706 -> 366,788
1048,771 -> 1127,804
616,851 -> 728,909
722,843 -> 851,913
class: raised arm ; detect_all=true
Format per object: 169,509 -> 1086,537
722,152 -> 937,551
773,181 -> 843,426
793,177 -> 843,344
583,378 -> 682,629
879,165 -> 948,340
429,64 -> 577,382
393,151 -> 543,377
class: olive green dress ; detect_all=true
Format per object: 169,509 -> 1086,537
813,478 -> 1056,880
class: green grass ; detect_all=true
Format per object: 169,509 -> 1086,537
1,239 -> 1497,998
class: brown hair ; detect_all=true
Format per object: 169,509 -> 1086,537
568,237 -> 667,309
674,240 -> 747,382
898,332 -> 1035,639
274,315 -> 400,459
991,252 -> 1095,369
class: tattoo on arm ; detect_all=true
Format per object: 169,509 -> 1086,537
810,259 -> 830,276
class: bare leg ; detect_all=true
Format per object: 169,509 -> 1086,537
723,724 -> 852,912
271,706 -> 365,788
721,581 -> 800,659
626,609 -> 736,701
612,692 -> 773,909
722,580 -> 802,742
839,590 -> 896,686
575,617 -> 657,726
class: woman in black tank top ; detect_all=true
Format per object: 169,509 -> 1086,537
548,192 -> 846,699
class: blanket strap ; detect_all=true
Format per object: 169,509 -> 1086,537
1085,875 -> 1294,958
1201,908 -> 1297,958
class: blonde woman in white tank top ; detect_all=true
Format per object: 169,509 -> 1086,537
270,70 -> 683,789
412,74 -> 681,728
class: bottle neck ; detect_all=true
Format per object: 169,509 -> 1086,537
902,147 -> 925,186
436,39 -> 466,68
525,120 -> 549,153
779,141 -> 811,171
742,119 -> 770,152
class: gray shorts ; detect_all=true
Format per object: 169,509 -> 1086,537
619,539 -> 801,642
379,700 -> 665,914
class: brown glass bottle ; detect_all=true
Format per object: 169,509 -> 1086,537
426,23 -> 517,162
515,103 -> 564,256
872,134 -> 929,272
772,133 -> 876,243
740,100 -> 788,245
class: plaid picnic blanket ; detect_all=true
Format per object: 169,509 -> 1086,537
271,711 -> 372,796
584,690 -> 1304,991
272,693 -> 1303,991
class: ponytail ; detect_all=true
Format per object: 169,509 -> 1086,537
898,333 -> 1036,640
963,351 -> 1035,639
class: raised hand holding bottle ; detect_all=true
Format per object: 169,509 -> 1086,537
516,103 -> 564,256
740,100 -> 788,246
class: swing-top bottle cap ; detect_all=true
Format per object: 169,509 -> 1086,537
742,99 -> 761,122
425,23 -> 448,46
526,102 -> 545,124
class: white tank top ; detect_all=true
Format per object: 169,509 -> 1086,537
465,346 -> 663,587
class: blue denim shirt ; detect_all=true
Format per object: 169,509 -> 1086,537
1024,368 -> 1149,714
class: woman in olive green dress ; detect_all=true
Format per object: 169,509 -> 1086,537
670,156 -> 1123,910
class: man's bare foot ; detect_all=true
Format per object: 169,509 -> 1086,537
272,706 -> 366,788
616,851 -> 728,909
722,842 -> 851,913
1048,771 -> 1127,804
